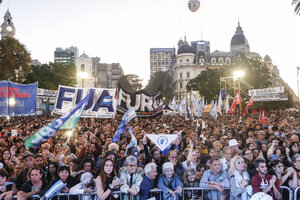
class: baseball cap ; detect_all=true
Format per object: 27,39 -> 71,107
229,139 -> 238,147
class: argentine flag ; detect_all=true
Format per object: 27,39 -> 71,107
112,107 -> 136,143
42,180 -> 66,200
24,92 -> 92,148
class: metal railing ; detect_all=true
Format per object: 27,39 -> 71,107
11,186 -> 295,200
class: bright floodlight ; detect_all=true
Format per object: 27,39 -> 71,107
9,98 -> 16,106
66,130 -> 73,137
234,70 -> 245,78
6,116 -> 10,120
77,71 -> 88,79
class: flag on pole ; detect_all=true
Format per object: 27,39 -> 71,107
243,95 -> 254,116
125,128 -> 137,156
24,92 -> 92,148
225,96 -> 230,114
258,108 -> 262,123
202,119 -> 206,130
218,90 -> 223,114
199,97 -> 204,117
42,180 -> 66,200
214,100 -> 218,119
112,107 -> 136,143
228,91 -> 241,114
262,109 -> 266,122
146,134 -> 177,155
209,100 -> 215,118
170,96 -> 176,111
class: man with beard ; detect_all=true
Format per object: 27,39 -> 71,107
251,158 -> 281,200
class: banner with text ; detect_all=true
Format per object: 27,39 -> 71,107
53,85 -> 116,118
0,81 -> 37,116
248,86 -> 284,96
252,93 -> 288,102
117,85 -> 163,117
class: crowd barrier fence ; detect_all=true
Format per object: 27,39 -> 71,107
10,186 -> 295,200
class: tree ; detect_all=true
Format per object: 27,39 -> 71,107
117,74 -> 143,92
144,71 -> 173,103
0,37 -> 31,82
187,68 -> 225,102
24,63 -> 76,90
293,0 -> 300,15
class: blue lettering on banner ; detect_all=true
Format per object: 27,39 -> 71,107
56,87 -> 76,109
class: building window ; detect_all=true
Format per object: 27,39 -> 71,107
179,73 -> 182,79
187,72 -> 190,78
180,82 -> 183,89
180,60 -> 182,66
211,58 -> 216,64
81,64 -> 85,72
218,57 -> 224,64
186,59 -> 189,65
226,58 -> 231,64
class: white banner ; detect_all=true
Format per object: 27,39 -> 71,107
53,85 -> 116,118
248,86 -> 284,96
146,134 -> 177,152
252,93 -> 288,102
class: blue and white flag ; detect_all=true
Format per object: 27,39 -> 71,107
225,95 -> 230,114
43,180 -> 66,199
214,100 -> 218,119
199,97 -> 204,117
125,128 -> 137,156
170,96 -> 176,111
112,107 -> 136,143
209,100 -> 214,118
24,92 -> 92,148
146,134 -> 178,155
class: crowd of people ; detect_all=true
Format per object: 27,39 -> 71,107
0,109 -> 299,200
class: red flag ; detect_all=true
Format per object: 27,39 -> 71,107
252,109 -> 257,114
228,91 -> 241,114
243,95 -> 254,116
258,108 -> 262,123
262,109 -> 266,122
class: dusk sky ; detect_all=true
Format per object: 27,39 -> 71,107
1,0 -> 299,94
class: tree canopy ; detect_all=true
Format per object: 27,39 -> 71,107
144,71 -> 173,103
117,74 -> 143,92
0,37 -> 31,82
24,62 -> 76,90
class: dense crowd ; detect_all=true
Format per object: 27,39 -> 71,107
0,110 -> 299,200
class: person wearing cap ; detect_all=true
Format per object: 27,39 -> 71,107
15,151 -> 35,190
229,139 -> 241,156
251,158 -> 281,200
119,155 -> 143,199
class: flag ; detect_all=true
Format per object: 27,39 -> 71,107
146,134 -> 177,155
221,88 -> 226,100
228,91 -> 241,114
209,100 -> 215,118
258,108 -> 262,123
243,95 -> 254,116
24,92 -> 92,148
202,119 -> 206,130
125,128 -> 137,156
178,96 -> 186,116
225,96 -> 230,114
187,94 -> 191,119
43,180 -> 66,199
214,100 -> 218,119
112,107 -> 136,143
170,96 -> 176,111
252,109 -> 257,114
262,109 -> 266,122
199,97 -> 204,117
218,90 -> 223,114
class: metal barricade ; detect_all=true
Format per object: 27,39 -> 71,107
294,186 -> 300,200
280,186 -> 293,200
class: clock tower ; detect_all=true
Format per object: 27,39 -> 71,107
0,9 -> 15,38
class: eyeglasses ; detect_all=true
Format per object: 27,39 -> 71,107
127,164 -> 137,168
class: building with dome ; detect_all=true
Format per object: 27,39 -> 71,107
170,22 -> 279,101
0,9 -> 15,38
76,52 -> 95,88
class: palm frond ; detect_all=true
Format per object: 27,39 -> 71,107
293,0 -> 300,15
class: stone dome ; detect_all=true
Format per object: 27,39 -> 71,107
230,22 -> 249,47
264,55 -> 272,62
79,52 -> 89,59
177,43 -> 193,54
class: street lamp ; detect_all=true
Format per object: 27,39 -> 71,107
234,70 -> 244,114
7,97 -> 16,120
77,72 -> 88,88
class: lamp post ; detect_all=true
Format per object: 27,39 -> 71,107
78,72 -> 88,88
234,70 -> 245,114
297,66 -> 300,111
8,97 -> 16,120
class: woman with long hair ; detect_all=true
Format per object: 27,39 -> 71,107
95,158 -> 120,200
229,156 -> 252,200
0,148 -> 14,176
46,162 -> 60,183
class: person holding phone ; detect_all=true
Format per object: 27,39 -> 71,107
95,158 -> 120,200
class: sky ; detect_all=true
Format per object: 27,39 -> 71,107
1,0 -> 300,95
